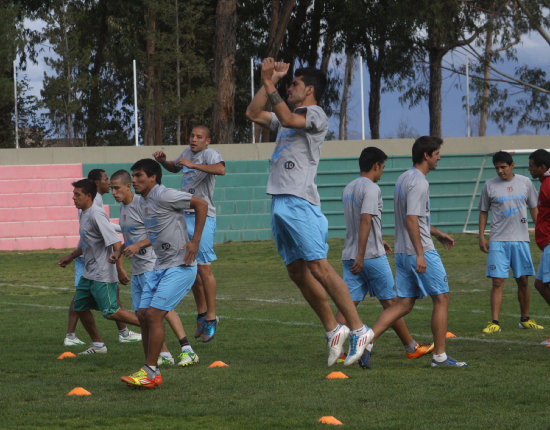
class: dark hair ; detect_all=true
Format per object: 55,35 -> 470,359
359,147 -> 388,173
131,159 -> 162,184
191,125 -> 211,139
87,168 -> 106,181
412,136 -> 443,165
492,151 -> 513,166
294,67 -> 327,103
110,169 -> 131,184
529,149 -> 550,169
72,178 -> 97,200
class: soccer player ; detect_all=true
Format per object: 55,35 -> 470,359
368,136 -> 467,367
528,149 -> 550,344
61,168 -> 141,346
478,151 -> 542,333
58,179 -> 142,355
121,159 -> 207,389
335,147 -> 434,368
109,169 -> 200,367
153,125 -> 225,342
246,57 -> 373,366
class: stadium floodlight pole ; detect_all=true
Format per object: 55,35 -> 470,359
359,55 -> 365,140
251,57 -> 255,144
13,60 -> 19,149
133,59 -> 139,147
466,54 -> 471,138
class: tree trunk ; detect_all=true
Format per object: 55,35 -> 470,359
212,0 -> 236,145
365,44 -> 383,140
339,53 -> 354,140
428,48 -> 444,138
479,19 -> 494,137
144,5 -> 156,146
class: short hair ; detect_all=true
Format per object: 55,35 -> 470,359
87,168 -> 106,181
110,169 -> 132,185
72,178 -> 97,200
191,125 -> 211,139
294,67 -> 327,103
492,151 -> 513,166
359,147 -> 388,173
529,149 -> 550,169
412,136 -> 443,165
131,159 -> 162,184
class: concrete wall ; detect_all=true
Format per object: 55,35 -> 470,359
2,134 -> 549,165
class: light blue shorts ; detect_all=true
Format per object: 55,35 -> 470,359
185,213 -> 217,264
536,244 -> 550,283
395,250 -> 449,299
486,241 -> 534,279
342,255 -> 395,301
130,271 -> 156,312
139,265 -> 198,311
74,256 -> 84,287
271,195 -> 329,266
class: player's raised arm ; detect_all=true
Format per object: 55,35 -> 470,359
153,151 -> 180,173
246,57 -> 289,128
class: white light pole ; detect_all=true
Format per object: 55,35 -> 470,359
250,57 -> 255,144
359,55 -> 365,140
133,59 -> 139,146
13,60 -> 19,149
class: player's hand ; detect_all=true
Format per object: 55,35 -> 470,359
153,151 -> 167,163
415,254 -> 427,273
436,232 -> 454,249
478,236 -> 489,253
123,243 -> 140,258
175,157 -> 193,169
109,250 -> 122,264
350,256 -> 364,274
57,255 -> 73,268
272,61 -> 289,83
383,240 -> 392,255
117,268 -> 130,285
182,240 -> 199,265
261,57 -> 275,84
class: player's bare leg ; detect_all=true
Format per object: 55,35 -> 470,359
535,279 -> 550,305
489,277 -> 505,321
430,293 -> 449,355
371,297 -> 415,342
515,275 -> 530,318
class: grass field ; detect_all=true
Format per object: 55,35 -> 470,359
1,235 -> 549,429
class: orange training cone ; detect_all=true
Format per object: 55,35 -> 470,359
326,371 -> 348,379
57,352 -> 77,359
209,361 -> 229,368
318,416 -> 343,425
446,331 -> 457,338
67,387 -> 91,396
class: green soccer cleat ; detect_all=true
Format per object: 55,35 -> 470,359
121,368 -> 162,389
178,351 -> 199,367
157,355 -> 175,366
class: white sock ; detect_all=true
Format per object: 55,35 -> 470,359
325,325 -> 341,339
66,333 -> 76,339
433,352 -> 448,362
366,343 -> 374,352
181,345 -> 193,353
92,342 -> 105,348
119,328 -> 130,337
351,325 -> 367,337
160,352 -> 172,359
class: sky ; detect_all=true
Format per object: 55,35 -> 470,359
19,20 -> 550,142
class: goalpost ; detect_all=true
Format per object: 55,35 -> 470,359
462,149 -> 543,234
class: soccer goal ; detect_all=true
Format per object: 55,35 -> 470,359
462,149 -> 542,234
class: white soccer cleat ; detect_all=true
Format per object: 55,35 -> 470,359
119,330 -> 142,343
78,344 -> 108,355
327,324 -> 350,367
157,355 -> 175,366
177,350 -> 199,367
344,328 -> 374,366
64,336 -> 85,346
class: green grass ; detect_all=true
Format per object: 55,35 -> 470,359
1,235 -> 549,429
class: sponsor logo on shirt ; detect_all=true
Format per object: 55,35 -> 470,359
271,142 -> 292,162
501,207 -> 521,218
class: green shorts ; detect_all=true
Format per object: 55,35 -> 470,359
74,276 -> 120,318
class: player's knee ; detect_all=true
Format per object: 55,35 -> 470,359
306,260 -> 331,283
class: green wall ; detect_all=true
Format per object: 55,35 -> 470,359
84,152 -> 538,243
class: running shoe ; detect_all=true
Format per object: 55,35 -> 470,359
482,322 -> 501,334
202,316 -> 220,343
64,336 -> 85,346
78,344 -> 107,355
119,330 -> 142,343
178,351 -> 199,367
359,349 -> 372,369
121,368 -> 162,388
344,327 -> 374,366
194,314 -> 206,338
327,324 -> 350,367
157,355 -> 175,366
407,343 -> 435,359
518,319 -> 544,330
431,356 -> 468,367
540,339 -> 550,345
